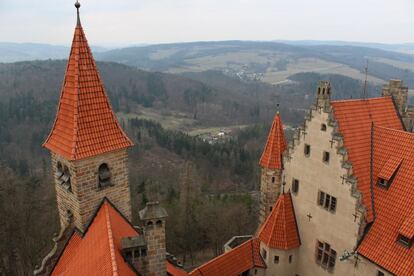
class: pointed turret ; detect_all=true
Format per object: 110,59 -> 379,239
257,192 -> 300,276
258,192 -> 300,249
259,112 -> 287,225
259,112 -> 286,170
43,1 -> 133,161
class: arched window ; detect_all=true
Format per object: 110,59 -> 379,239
57,163 -> 71,191
98,163 -> 112,188
147,221 -> 154,228
156,220 -> 163,227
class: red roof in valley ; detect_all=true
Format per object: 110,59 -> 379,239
260,113 -> 286,170
189,238 -> 265,276
52,200 -> 137,275
43,22 -> 133,160
258,192 -> 300,250
358,126 -> 414,275
331,97 -> 403,222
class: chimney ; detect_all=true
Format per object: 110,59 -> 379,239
139,202 -> 168,276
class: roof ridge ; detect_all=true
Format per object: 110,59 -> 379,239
72,26 -> 82,160
331,96 -> 390,104
104,202 -> 119,276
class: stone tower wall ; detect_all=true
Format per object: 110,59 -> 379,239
145,220 -> 167,276
52,149 -> 132,232
382,79 -> 408,116
259,168 -> 282,226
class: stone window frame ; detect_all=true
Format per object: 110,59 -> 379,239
304,144 -> 311,157
317,191 -> 337,213
97,163 -> 113,189
56,161 -> 72,192
292,178 -> 299,195
315,240 -> 336,272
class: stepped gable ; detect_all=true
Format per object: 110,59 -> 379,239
259,113 -> 287,170
51,199 -> 137,275
258,192 -> 300,250
189,238 -> 265,276
358,126 -> 414,275
331,97 -> 402,222
43,11 -> 133,161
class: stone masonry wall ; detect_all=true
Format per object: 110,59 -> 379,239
259,168 -> 282,226
52,149 -> 132,232
145,221 -> 167,276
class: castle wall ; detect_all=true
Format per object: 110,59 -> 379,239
283,108 -> 363,275
259,242 -> 298,276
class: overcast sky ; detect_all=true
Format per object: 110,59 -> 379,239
1,0 -> 414,47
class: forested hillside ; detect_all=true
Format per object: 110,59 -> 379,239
0,59 -> 381,274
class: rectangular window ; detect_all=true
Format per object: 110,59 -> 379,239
318,191 -> 337,213
304,144 -> 311,156
377,271 -> 385,276
321,124 -> 327,131
261,248 -> 267,260
274,255 -> 279,264
292,178 -> 299,194
289,255 -> 293,263
271,176 -> 275,183
323,151 -> 330,163
315,240 -> 336,271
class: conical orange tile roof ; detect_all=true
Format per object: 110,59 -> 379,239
43,9 -> 133,160
258,192 -> 300,250
259,112 -> 286,169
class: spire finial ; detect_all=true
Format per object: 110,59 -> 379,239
75,1 -> 81,26
276,103 -> 280,115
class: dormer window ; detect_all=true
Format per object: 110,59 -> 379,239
397,234 -> 413,248
98,163 -> 112,188
377,157 -> 402,190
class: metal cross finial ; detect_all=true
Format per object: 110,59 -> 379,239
276,103 -> 280,115
75,1 -> 81,26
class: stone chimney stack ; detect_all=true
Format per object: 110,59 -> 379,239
139,201 -> 168,276
316,81 -> 331,110
382,79 -> 408,116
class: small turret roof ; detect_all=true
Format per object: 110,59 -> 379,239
259,112 -> 286,170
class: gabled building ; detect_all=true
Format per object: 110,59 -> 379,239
191,79 -> 414,276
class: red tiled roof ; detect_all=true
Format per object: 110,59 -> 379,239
378,155 -> 402,181
259,113 -> 286,170
43,21 -> 133,160
358,126 -> 414,275
52,200 -> 137,275
331,97 -> 403,222
167,261 -> 188,276
258,192 -> 300,249
189,238 -> 265,276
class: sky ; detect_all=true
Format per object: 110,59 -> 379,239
1,0 -> 414,47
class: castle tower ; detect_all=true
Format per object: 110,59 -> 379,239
382,79 -> 408,115
316,81 -> 331,110
139,201 -> 168,276
257,192 -> 300,276
259,112 -> 286,226
43,2 -> 134,232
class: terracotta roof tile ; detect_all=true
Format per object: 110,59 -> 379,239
378,155 -> 402,181
257,192 -> 300,249
43,22 -> 133,160
358,126 -> 414,276
52,200 -> 137,275
189,238 -> 265,276
259,113 -> 286,170
331,97 -> 403,222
